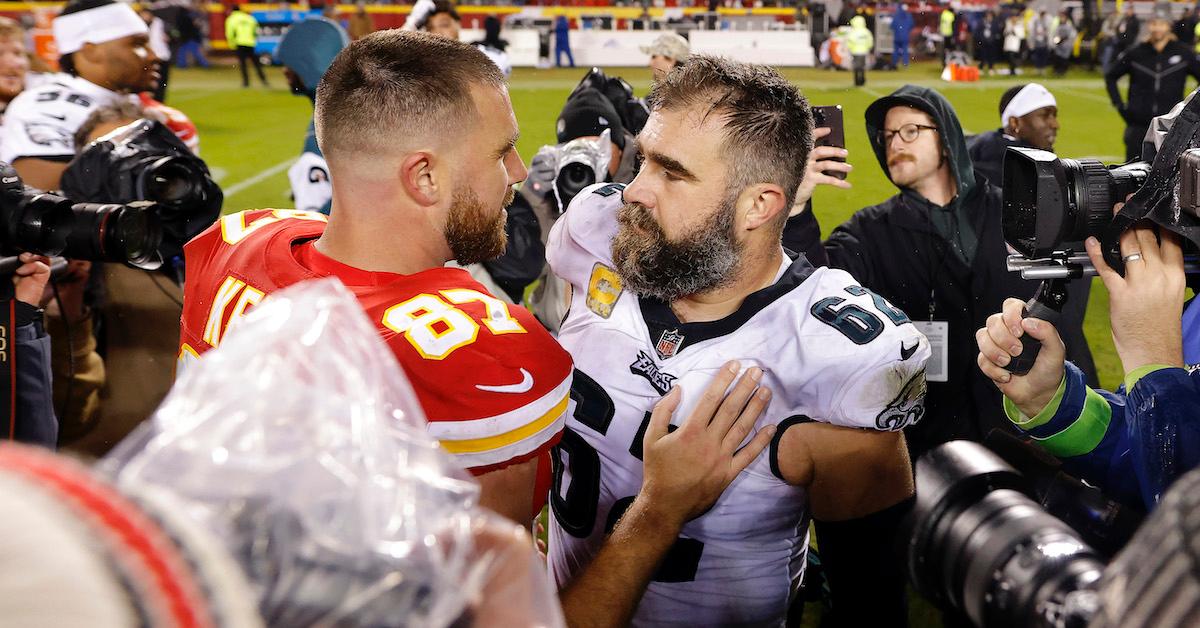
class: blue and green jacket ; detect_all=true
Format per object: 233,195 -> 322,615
1009,298 -> 1200,510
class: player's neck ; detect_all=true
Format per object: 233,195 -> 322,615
314,211 -> 446,276
669,247 -> 784,323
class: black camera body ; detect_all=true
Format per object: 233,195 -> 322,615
61,118 -> 222,269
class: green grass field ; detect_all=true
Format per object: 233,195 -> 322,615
172,61 -> 1155,391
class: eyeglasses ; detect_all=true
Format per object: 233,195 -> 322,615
878,123 -> 939,146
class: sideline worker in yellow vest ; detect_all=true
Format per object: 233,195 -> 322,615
848,15 -> 874,86
225,4 -> 268,87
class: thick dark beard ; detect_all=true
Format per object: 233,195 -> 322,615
610,193 -> 743,303
445,186 -> 513,265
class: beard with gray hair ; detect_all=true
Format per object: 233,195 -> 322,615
610,193 -> 743,303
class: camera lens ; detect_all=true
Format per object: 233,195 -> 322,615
141,156 -> 202,208
906,442 -> 1104,628
556,161 -> 598,210
5,192 -> 75,257
62,201 -> 163,270
1003,147 -> 1149,258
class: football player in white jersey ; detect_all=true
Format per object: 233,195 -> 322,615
0,0 -> 160,190
547,56 -> 931,627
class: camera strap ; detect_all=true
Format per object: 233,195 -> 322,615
1108,90 -> 1200,269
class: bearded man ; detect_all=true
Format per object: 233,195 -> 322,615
546,56 -> 928,627
178,31 -> 572,526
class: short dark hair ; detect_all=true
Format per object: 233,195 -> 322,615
999,84 -> 1025,117
314,30 -> 504,160
59,0 -> 114,16
421,0 -> 460,29
646,55 -> 812,214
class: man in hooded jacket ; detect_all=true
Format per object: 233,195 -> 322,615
277,17 -> 348,215
824,85 -> 1097,462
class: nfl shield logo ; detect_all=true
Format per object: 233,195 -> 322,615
655,329 -> 684,360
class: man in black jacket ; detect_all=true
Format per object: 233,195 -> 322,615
824,85 -> 1097,462
967,83 -> 1059,186
1106,9 -> 1200,160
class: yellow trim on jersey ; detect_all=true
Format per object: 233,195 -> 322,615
438,393 -> 568,455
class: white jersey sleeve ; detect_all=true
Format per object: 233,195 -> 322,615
546,181 -> 623,291
791,267 -> 931,431
287,151 -> 332,213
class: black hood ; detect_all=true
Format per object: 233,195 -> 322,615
865,84 -> 981,263
865,84 -> 977,199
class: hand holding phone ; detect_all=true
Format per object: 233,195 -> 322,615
792,105 -> 852,214
811,105 -> 847,181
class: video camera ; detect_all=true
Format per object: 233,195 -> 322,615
0,162 -> 162,271
549,129 -> 613,214
905,439 -> 1145,628
998,91 -> 1200,373
538,68 -> 649,214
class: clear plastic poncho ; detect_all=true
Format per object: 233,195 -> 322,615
104,278 -> 564,627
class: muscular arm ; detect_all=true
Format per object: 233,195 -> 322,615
776,421 -> 913,520
777,423 -> 914,627
558,499 -> 682,628
474,456 -> 538,525
12,158 -> 68,192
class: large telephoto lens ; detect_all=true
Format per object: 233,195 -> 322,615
62,201 -> 162,270
1003,147 -> 1149,258
5,192 -> 75,257
905,441 -> 1104,628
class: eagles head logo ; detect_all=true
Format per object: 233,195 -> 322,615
875,370 -> 927,431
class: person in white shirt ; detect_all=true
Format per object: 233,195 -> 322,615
0,0 -> 161,191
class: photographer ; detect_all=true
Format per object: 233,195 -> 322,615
522,86 -> 638,330
49,104 -> 219,456
7,253 -> 56,447
0,0 -> 160,191
824,85 -> 1097,464
977,216 -> 1198,510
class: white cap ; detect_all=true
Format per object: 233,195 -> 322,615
1000,83 -> 1056,128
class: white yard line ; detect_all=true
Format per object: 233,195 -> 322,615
223,157 -> 296,198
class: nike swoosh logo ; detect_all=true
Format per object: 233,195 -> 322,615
43,113 -> 66,121
475,368 -> 534,394
900,341 -> 919,361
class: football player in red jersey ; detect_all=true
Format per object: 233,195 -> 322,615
179,31 -> 568,524
180,32 -> 782,624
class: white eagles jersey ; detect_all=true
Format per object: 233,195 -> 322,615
0,74 -> 133,164
546,183 -> 930,627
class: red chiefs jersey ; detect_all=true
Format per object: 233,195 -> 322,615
179,209 -> 573,488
